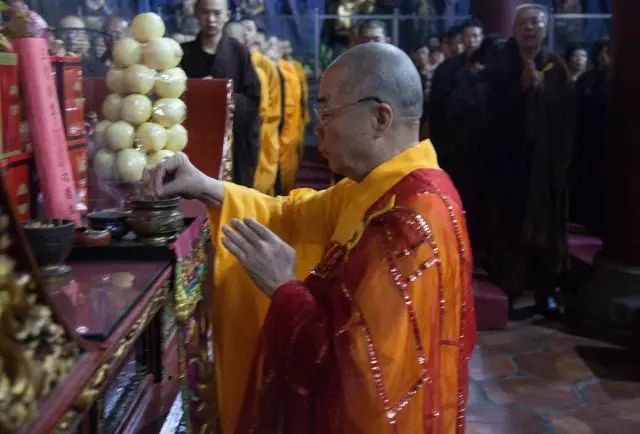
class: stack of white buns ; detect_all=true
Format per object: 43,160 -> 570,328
93,12 -> 188,183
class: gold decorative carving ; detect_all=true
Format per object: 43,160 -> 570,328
336,0 -> 376,35
0,196 -> 79,434
221,80 -> 234,182
174,227 -> 208,322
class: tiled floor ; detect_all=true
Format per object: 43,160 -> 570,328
467,318 -> 640,434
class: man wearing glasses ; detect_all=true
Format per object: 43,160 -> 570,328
146,42 -> 475,434
181,0 -> 261,188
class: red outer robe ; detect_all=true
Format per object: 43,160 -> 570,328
237,168 -> 476,434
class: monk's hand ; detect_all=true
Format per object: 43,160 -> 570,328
222,218 -> 296,297
142,153 -> 223,207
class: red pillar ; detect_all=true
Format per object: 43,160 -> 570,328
603,0 -> 640,267
470,0 -> 528,37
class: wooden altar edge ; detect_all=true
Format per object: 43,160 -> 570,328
123,377 -> 182,434
98,282 -> 181,434
117,326 -> 180,433
113,373 -> 155,433
58,260 -> 173,342
68,218 -> 200,263
164,329 -> 179,380
18,265 -> 173,434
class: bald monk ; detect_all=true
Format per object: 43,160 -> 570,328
281,40 -> 310,156
58,15 -> 90,58
223,21 -> 245,43
277,42 -> 303,193
242,19 -> 283,195
223,22 -> 273,192
145,43 -> 476,434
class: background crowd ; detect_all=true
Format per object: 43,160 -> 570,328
39,1 -> 612,317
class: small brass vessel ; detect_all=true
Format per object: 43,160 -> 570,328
127,196 -> 184,243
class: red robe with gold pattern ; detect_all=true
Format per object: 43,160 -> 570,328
236,168 -> 476,434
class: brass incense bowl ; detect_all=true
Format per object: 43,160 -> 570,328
127,196 -> 184,244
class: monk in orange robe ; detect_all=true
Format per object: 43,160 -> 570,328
251,46 -> 282,194
282,40 -> 310,157
145,43 -> 475,434
277,50 -> 303,193
239,19 -> 283,195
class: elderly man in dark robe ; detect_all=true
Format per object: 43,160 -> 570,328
483,4 -> 574,315
181,0 -> 261,187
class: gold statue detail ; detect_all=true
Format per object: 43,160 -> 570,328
336,0 -> 376,36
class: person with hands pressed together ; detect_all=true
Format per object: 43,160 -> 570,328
145,43 -> 475,434
482,4 -> 574,315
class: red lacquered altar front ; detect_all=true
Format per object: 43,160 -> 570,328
0,68 -> 231,433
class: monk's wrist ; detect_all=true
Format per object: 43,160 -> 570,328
198,176 -> 224,208
269,279 -> 301,299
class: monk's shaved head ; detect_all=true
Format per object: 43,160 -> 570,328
224,21 -> 245,43
328,43 -> 423,119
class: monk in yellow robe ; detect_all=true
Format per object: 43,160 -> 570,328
145,43 -> 476,434
277,52 -> 303,193
251,48 -> 282,194
282,40 -> 310,157
293,58 -> 309,155
240,19 -> 283,195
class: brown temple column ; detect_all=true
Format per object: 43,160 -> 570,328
470,0 -> 528,37
578,0 -> 640,331
603,0 -> 640,266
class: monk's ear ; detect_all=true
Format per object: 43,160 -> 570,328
372,103 -> 393,137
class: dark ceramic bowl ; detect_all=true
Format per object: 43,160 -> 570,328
22,219 -> 75,270
74,227 -> 112,247
87,209 -> 130,239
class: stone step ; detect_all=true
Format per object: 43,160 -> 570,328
473,275 -> 509,331
611,294 -> 640,330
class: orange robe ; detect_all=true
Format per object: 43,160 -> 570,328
208,140 -> 476,434
277,59 -> 303,193
252,50 -> 282,194
292,59 -> 310,156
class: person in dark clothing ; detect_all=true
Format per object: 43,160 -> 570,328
564,44 -> 588,83
429,19 -> 484,173
411,41 -> 433,140
445,34 -> 505,260
83,16 -> 129,78
357,19 -> 389,44
181,0 -> 261,187
83,47 -> 109,78
482,4 -> 574,315
441,26 -> 464,60
571,38 -> 611,236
